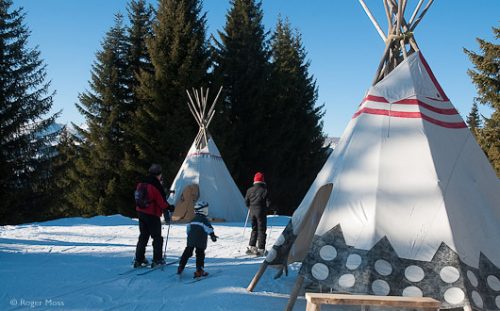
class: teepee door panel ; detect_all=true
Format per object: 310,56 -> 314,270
288,183 -> 333,263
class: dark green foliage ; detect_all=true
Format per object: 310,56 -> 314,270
131,0 -> 210,183
266,18 -> 327,214
211,0 -> 271,193
464,24 -> 500,176
71,14 -> 130,216
120,0 -> 155,215
466,101 -> 482,140
0,0 -> 60,224
211,2 -> 327,214
48,126 -> 80,218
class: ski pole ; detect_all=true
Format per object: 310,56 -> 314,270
163,219 -> 171,260
242,209 -> 250,239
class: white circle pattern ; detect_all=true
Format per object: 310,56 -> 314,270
405,265 -> 425,282
338,274 -> 355,288
311,263 -> 329,281
440,266 -> 460,284
319,245 -> 337,261
346,254 -> 362,270
471,291 -> 483,308
371,280 -> 390,296
402,286 -> 423,297
443,287 -> 465,305
374,259 -> 392,276
275,234 -> 285,246
467,270 -> 478,287
487,275 -> 500,291
266,248 -> 277,262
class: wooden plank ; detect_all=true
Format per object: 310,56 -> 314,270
305,293 -> 441,309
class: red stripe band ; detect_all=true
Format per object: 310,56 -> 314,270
394,99 -> 458,115
362,96 -> 458,115
352,107 -> 467,129
187,152 -> 222,159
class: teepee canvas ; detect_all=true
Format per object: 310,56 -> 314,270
169,87 -> 247,222
248,1 -> 500,310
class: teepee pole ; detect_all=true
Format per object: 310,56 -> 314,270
206,110 -> 216,129
186,90 -> 203,125
285,275 -> 304,311
388,0 -> 420,54
372,39 -> 393,85
410,0 -> 434,31
247,261 -> 269,292
358,0 -> 386,42
194,88 -> 203,115
206,86 -> 223,123
383,0 -> 391,34
201,87 -> 207,118
409,0 -> 424,26
187,97 -> 202,127
396,0 -> 402,35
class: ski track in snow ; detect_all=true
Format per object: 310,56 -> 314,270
0,215 -> 324,311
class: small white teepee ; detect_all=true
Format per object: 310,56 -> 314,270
248,1 -> 500,311
168,87 -> 247,222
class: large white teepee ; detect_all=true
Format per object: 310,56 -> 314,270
248,1 -> 500,310
169,87 -> 247,222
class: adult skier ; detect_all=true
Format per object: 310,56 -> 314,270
245,172 -> 271,256
133,164 -> 174,268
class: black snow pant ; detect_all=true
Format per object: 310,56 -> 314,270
179,246 -> 205,271
248,207 -> 267,250
135,212 -> 163,262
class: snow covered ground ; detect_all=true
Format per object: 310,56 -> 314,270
0,215 -> 316,311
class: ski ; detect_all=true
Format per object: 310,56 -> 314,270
183,269 -> 222,284
136,260 -> 179,276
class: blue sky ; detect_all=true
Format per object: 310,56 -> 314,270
14,0 -> 499,137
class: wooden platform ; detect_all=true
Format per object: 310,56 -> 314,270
305,293 -> 441,311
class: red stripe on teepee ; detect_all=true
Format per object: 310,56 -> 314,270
418,53 -> 450,101
361,95 -> 388,104
362,96 -> 458,115
394,99 -> 458,115
187,152 -> 222,159
352,107 -> 467,129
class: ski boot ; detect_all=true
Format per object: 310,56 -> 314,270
133,258 -> 149,268
151,258 -> 166,268
246,246 -> 257,255
193,269 -> 209,278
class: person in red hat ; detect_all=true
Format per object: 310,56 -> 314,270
245,172 -> 271,256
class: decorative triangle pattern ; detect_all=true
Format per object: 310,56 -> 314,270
299,225 -> 500,310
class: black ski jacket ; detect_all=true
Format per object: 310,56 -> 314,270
245,182 -> 270,212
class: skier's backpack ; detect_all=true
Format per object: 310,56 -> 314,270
134,183 -> 150,209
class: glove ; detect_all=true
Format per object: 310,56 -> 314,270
163,210 -> 171,223
210,233 -> 218,242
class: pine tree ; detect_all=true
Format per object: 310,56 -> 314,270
120,0 -> 155,216
466,101 -> 482,140
266,18 -> 327,214
48,126 -> 80,218
132,0 -> 210,183
464,24 -> 500,176
0,0 -> 60,224
211,0 -> 271,192
72,14 -> 130,215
